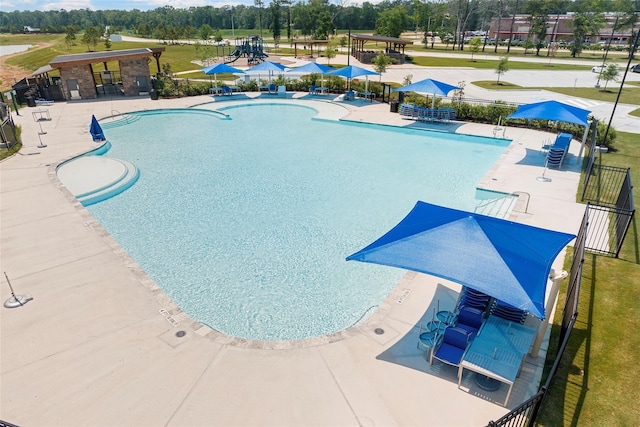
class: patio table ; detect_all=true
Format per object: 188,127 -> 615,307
457,315 -> 536,406
209,87 -> 223,95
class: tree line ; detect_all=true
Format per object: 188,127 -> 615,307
2,0 -> 638,57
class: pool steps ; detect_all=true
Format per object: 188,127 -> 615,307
77,158 -> 139,206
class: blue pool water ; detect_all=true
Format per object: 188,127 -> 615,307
87,103 -> 509,340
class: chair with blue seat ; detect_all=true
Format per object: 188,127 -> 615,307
309,85 -> 318,95
268,83 -> 277,94
221,85 -> 232,96
454,306 -> 484,340
430,326 -> 470,367
277,85 -> 286,97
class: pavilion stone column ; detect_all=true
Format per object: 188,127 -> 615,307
530,269 -> 568,358
59,64 -> 97,99
120,58 -> 152,96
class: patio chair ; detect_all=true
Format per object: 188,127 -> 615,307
430,326 -> 470,367
417,323 -> 439,358
309,85 -> 318,95
268,84 -> 277,94
454,306 -> 484,340
277,85 -> 286,98
221,85 -> 232,96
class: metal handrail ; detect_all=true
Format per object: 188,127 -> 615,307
110,109 -> 132,123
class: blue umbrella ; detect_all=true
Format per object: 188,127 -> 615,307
245,61 -> 288,84
286,62 -> 333,88
89,115 -> 105,142
201,63 -> 244,88
394,78 -> 460,109
507,100 -> 591,127
346,201 -> 575,319
326,65 -> 380,91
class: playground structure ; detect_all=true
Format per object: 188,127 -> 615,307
226,35 -> 268,65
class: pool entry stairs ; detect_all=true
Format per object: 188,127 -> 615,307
474,192 -> 521,219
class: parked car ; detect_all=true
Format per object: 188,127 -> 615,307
592,64 -> 618,73
632,64 -> 640,73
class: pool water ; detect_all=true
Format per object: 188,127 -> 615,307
87,104 -> 509,340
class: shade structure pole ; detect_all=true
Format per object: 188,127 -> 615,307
531,270 -> 568,357
576,119 -> 592,163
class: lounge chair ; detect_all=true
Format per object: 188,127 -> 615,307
309,85 -> 318,95
221,85 -> 232,96
545,133 -> 572,168
277,85 -> 286,98
453,306 -> 484,340
430,326 -> 470,367
268,84 -> 277,94
343,90 -> 356,101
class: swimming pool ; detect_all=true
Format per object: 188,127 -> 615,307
85,103 -> 509,341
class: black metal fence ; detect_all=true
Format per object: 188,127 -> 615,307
487,208 -> 588,427
580,122 -> 635,257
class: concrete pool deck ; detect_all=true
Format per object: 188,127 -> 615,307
2,94 -> 587,426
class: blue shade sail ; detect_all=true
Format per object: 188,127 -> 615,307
325,65 -> 380,79
507,100 -> 591,126
346,201 -> 576,319
201,63 -> 245,75
393,78 -> 459,96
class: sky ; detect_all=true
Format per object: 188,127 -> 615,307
1,0 -> 364,13
2,1 -> 260,13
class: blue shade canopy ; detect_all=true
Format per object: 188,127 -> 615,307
393,78 -> 459,96
326,65 -> 380,79
201,63 -> 244,75
507,100 -> 591,126
346,202 -> 576,319
245,61 -> 288,73
89,115 -> 105,141
286,62 -> 333,75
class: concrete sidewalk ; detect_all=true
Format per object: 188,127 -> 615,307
2,94 -> 585,426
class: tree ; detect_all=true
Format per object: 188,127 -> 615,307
375,6 -> 407,39
526,0 -> 549,56
599,64 -> 619,91
495,56 -> 509,84
255,0 -> 265,39
468,36 -> 481,60
325,37 -> 340,64
104,27 -> 112,50
64,25 -> 77,49
570,11 -> 605,58
372,52 -> 392,81
81,26 -> 100,51
270,0 -> 282,48
199,24 -> 213,43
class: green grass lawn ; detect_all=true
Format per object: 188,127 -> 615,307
472,81 -> 525,90
536,130 -> 640,427
410,55 -> 591,71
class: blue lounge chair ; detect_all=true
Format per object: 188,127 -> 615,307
430,326 -> 470,367
344,90 -> 356,101
454,306 -> 484,340
277,85 -> 286,97
309,85 -> 317,95
268,84 -> 277,94
545,133 -> 572,168
221,85 -> 232,96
